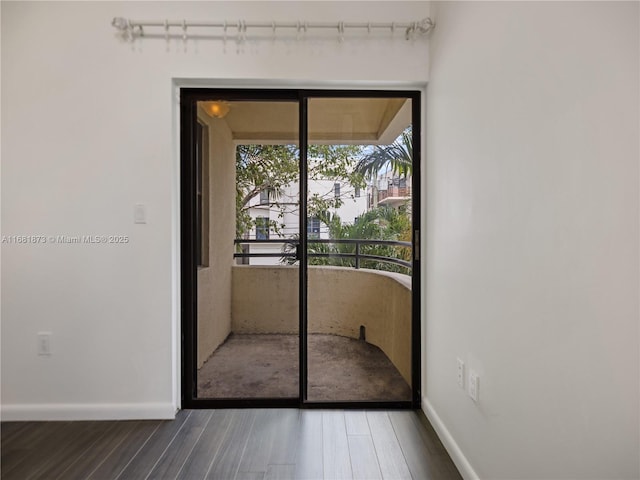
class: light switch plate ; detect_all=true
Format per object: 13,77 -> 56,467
37,332 -> 52,356
134,204 -> 146,224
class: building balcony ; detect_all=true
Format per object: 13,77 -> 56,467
230,264 -> 412,385
377,185 -> 412,206
198,242 -> 413,402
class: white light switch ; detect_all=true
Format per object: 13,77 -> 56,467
134,204 -> 146,224
37,332 -> 52,356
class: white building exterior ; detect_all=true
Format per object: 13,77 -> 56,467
241,175 -> 367,265
369,169 -> 413,211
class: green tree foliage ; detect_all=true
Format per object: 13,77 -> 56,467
235,144 -> 298,238
283,205 -> 412,275
236,144 -> 366,238
355,127 -> 413,179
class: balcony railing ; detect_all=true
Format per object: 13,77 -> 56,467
234,238 -> 412,270
378,185 -> 412,202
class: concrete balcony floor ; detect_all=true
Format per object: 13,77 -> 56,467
197,333 -> 412,402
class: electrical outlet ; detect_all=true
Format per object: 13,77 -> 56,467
456,358 -> 465,388
468,370 -> 479,402
37,332 -> 52,356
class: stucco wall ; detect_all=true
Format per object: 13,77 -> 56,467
197,114 -> 235,368
231,265 -> 412,385
231,265 -> 300,334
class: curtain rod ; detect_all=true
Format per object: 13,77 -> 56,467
111,17 -> 434,42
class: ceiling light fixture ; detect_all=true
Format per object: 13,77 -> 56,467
208,101 -> 231,119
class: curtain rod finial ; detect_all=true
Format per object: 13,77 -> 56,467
418,17 -> 435,35
111,17 -> 129,31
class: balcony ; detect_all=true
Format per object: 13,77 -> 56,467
231,264 -> 411,378
197,241 -> 413,402
377,185 -> 412,207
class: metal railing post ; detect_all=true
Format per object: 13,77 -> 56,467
355,241 -> 360,269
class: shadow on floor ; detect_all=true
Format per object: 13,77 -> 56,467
197,333 -> 412,402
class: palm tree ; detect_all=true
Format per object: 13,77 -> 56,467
354,127 -> 413,179
281,207 -> 411,274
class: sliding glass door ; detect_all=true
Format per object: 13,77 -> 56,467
181,91 -> 302,405
304,96 -> 416,404
181,89 -> 420,408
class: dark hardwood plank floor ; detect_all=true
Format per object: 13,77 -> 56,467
117,410 -> 191,479
177,410 -> 233,480
1,409 -> 461,480
367,412 -> 412,480
293,410 -> 323,480
322,412 -> 352,480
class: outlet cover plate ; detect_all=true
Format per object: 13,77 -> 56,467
456,358 -> 465,388
468,370 -> 479,402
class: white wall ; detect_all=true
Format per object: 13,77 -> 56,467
1,1 -> 429,420
425,2 -> 639,479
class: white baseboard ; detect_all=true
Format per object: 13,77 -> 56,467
1,402 -> 177,421
422,397 -> 480,480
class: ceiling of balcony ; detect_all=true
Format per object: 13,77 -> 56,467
198,97 -> 411,145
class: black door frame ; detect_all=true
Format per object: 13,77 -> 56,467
180,88 -> 421,409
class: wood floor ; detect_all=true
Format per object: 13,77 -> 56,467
1,409 -> 461,480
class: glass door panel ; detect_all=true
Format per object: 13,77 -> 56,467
305,97 -> 414,402
195,99 -> 300,400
